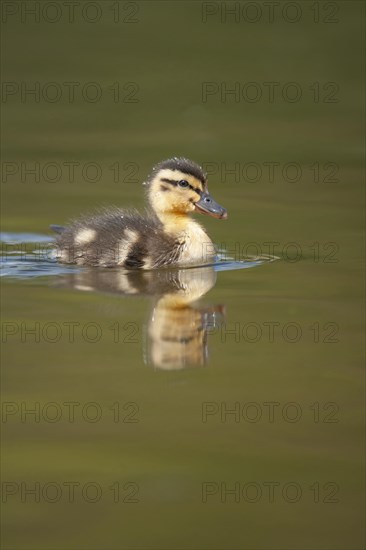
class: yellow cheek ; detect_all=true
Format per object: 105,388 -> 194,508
179,197 -> 196,213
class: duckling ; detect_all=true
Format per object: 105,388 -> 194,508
52,157 -> 227,269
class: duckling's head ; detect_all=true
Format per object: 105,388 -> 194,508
145,157 -> 227,222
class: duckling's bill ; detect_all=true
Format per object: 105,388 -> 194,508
195,192 -> 228,219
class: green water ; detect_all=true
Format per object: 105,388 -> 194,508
1,1 -> 364,549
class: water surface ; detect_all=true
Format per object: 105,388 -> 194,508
1,2 -> 364,549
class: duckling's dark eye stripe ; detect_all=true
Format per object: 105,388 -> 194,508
161,178 -> 202,196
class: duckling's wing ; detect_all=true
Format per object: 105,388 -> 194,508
50,224 -> 66,234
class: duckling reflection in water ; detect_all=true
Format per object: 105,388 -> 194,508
146,269 -> 224,369
57,266 -> 225,370
51,158 -> 227,269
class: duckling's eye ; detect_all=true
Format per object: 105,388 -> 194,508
178,180 -> 189,188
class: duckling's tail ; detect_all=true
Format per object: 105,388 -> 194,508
50,224 -> 66,234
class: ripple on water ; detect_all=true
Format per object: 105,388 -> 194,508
0,233 -> 278,280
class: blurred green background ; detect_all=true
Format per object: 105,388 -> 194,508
1,1 -> 364,549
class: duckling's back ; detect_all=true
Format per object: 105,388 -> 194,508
54,207 -> 181,269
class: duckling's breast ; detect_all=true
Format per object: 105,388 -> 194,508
174,221 -> 216,266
